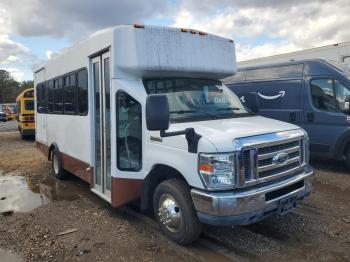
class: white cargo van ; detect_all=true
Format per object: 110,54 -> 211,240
34,25 -> 313,244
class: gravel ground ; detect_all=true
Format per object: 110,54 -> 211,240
0,120 -> 349,261
0,120 -> 17,132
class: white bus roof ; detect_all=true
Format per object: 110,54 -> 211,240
35,25 -> 236,80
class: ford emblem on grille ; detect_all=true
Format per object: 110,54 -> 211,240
272,152 -> 289,165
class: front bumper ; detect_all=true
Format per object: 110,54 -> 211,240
191,166 -> 314,226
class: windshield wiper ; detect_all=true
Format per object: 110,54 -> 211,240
216,107 -> 242,111
170,109 -> 220,118
170,110 -> 197,114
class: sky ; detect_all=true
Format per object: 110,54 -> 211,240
0,0 -> 349,81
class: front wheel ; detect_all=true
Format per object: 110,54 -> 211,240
153,179 -> 202,245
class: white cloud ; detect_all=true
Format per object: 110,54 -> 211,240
0,0 -> 172,40
1,67 -> 24,81
46,50 -> 54,60
173,0 -> 350,61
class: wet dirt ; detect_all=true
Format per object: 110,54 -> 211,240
1,126 -> 350,261
0,173 -> 82,215
0,248 -> 23,262
0,130 -> 224,261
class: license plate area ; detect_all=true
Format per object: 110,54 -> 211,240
278,194 -> 297,214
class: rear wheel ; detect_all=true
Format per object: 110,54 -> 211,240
51,148 -> 68,180
19,128 -> 26,140
153,179 -> 202,245
345,149 -> 350,170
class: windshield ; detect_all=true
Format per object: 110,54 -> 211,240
326,60 -> 350,78
143,78 -> 251,122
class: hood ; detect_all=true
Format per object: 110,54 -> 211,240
156,116 -> 300,152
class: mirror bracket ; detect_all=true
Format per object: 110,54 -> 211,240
160,128 -> 201,153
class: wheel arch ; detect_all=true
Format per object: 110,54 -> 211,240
48,142 -> 60,161
333,128 -> 350,160
140,164 -> 189,213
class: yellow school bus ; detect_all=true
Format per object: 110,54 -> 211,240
16,88 -> 35,139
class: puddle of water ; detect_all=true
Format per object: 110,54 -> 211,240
0,173 -> 80,214
0,248 -> 23,262
0,175 -> 48,213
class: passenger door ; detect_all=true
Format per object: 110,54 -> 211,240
301,77 -> 349,157
92,51 -> 112,199
112,80 -> 144,207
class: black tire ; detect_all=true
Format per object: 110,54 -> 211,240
345,149 -> 350,171
19,128 -> 26,140
51,148 -> 68,180
153,179 -> 202,245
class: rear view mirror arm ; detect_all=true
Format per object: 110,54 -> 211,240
160,128 -> 201,153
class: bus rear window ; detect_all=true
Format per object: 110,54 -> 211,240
25,100 -> 34,111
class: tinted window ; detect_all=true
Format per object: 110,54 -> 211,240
77,68 -> 88,114
335,80 -> 350,113
246,64 -> 304,80
48,80 -> 54,113
54,78 -> 63,113
63,73 -> 76,113
36,83 -> 45,113
310,79 -> 338,112
25,100 -> 34,110
116,91 -> 142,171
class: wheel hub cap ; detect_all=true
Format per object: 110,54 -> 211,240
53,154 -> 59,174
158,194 -> 181,232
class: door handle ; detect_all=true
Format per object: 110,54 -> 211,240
307,112 -> 314,122
289,112 -> 296,122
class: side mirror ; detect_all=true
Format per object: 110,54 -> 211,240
344,96 -> 350,113
244,92 -> 259,114
146,94 -> 170,131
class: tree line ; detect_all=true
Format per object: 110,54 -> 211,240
0,69 -> 34,103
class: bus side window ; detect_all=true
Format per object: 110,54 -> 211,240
36,83 -> 45,113
54,78 -> 63,113
116,91 -> 142,171
48,80 -> 54,113
63,73 -> 76,114
77,68 -> 88,115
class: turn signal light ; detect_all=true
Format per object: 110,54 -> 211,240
199,164 -> 214,173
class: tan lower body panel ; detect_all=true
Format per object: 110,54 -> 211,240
111,177 -> 143,207
36,141 -> 92,184
36,141 -> 142,206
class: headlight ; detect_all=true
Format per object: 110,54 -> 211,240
198,153 -> 235,190
301,129 -> 310,164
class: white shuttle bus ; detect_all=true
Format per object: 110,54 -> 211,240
35,25 -> 313,244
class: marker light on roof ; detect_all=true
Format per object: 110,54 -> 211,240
134,24 -> 145,29
190,30 -> 197,34
181,28 -> 189,33
199,31 -> 207,36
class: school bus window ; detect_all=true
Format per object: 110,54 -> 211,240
25,100 -> 34,110
77,68 -> 88,114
